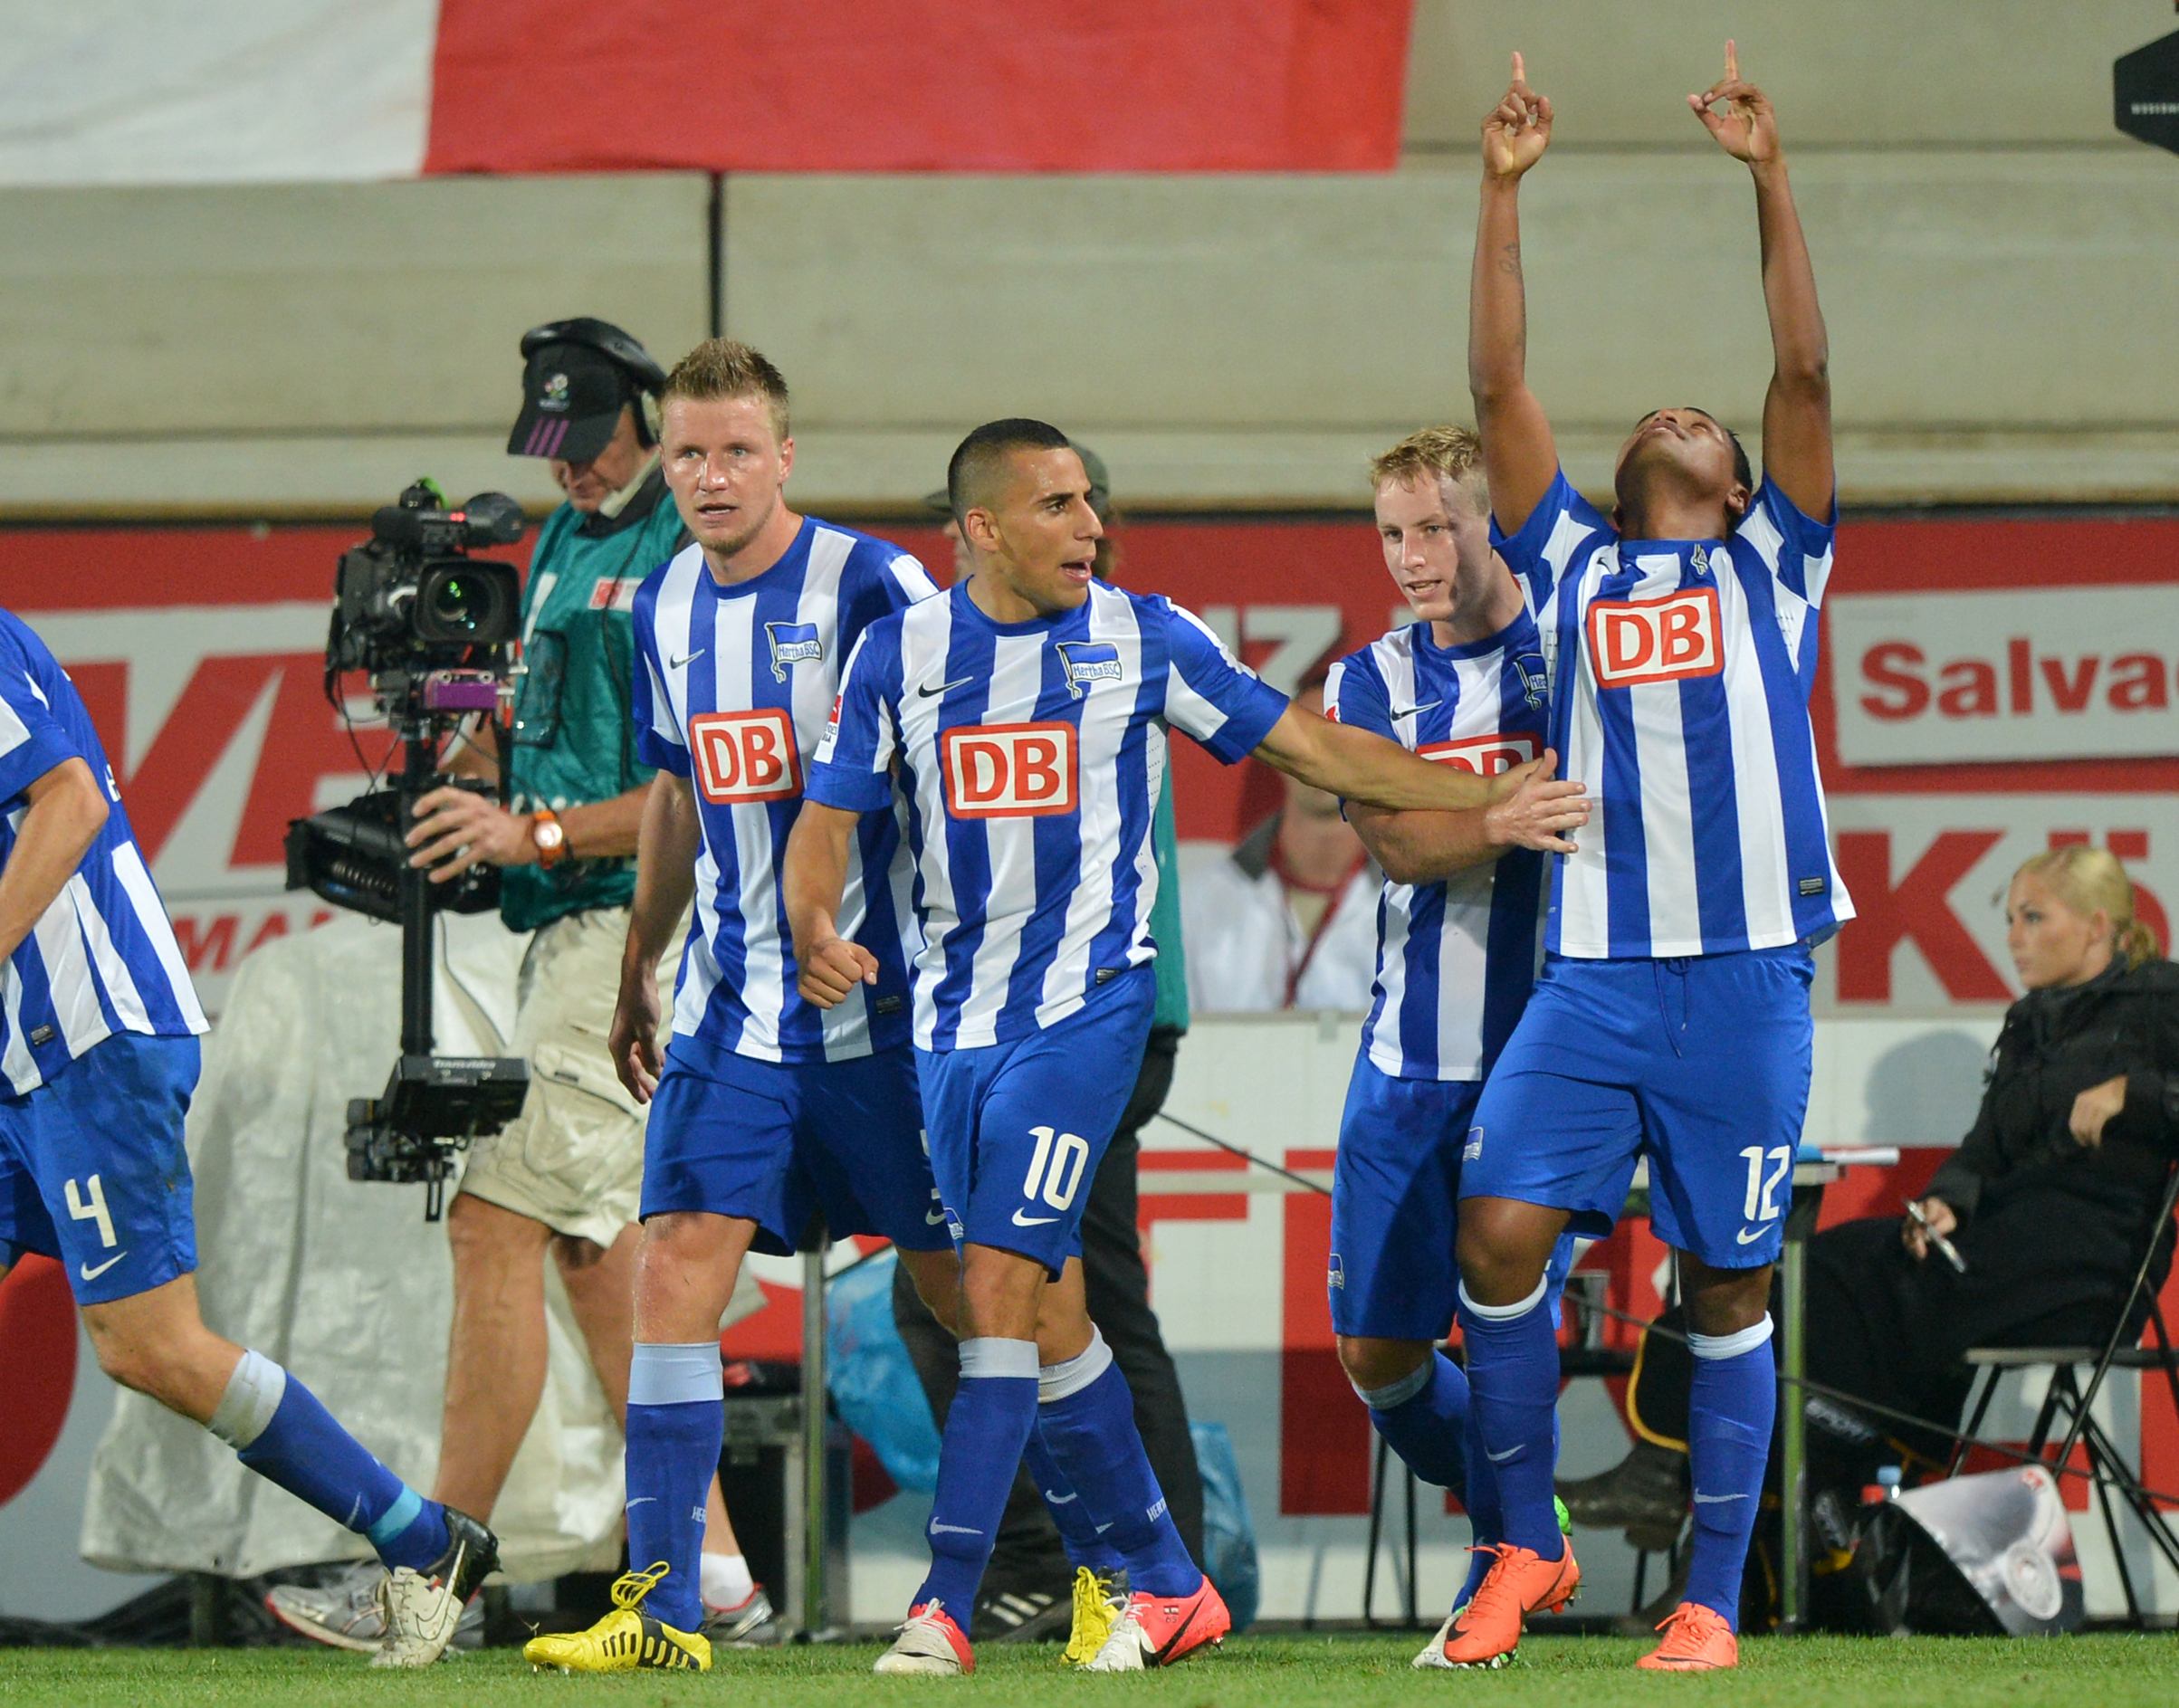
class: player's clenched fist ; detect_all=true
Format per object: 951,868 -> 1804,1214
607,969 -> 664,1103
1484,749 -> 1588,854
798,933 -> 881,1009
1482,51 -> 1553,181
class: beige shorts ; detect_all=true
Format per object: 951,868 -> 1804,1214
458,906 -> 655,1250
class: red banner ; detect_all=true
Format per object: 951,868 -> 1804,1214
425,0 -> 1414,175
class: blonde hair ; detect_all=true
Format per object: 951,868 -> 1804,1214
2014,845 -> 2161,969
660,338 -> 790,441
1370,425 -> 1487,510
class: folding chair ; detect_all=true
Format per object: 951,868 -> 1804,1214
1950,1164 -> 2179,1627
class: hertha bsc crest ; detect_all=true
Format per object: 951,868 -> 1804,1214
765,621 -> 824,682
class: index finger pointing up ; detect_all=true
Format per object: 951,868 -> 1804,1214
1725,38 -> 1738,81
1511,50 -> 1526,86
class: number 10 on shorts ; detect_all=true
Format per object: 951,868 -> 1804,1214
1022,1125 -> 1090,1211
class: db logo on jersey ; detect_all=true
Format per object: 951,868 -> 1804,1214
941,723 -> 1077,819
691,709 -> 802,805
1419,734 -> 1538,776
1587,587 -> 1724,688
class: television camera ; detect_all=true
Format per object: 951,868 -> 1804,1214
284,481 -> 533,1218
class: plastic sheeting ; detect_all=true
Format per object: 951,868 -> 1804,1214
78,912 -> 629,1583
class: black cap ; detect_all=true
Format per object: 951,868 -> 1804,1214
509,343 -> 637,463
508,319 -> 667,463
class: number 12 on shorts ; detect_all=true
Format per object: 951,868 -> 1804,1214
1022,1125 -> 1090,1211
1738,1145 -> 1793,1224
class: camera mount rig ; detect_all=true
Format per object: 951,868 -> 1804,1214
285,482 -> 533,1219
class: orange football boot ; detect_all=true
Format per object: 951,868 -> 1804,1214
1435,1541 -> 1580,1668
1634,1601 -> 1739,1671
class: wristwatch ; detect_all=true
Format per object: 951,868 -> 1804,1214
530,806 -> 568,869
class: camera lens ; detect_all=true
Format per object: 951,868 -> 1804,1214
425,572 -> 502,636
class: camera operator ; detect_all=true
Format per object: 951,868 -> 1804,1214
271,320 -> 770,1650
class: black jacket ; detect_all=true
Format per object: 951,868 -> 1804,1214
1928,957 -> 2179,1226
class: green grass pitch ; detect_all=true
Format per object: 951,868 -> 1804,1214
5,1635 -> 2178,1707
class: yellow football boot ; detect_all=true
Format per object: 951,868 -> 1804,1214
523,1562 -> 712,1673
1061,1567 -> 1124,1667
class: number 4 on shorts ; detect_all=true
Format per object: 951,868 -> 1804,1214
66,1173 -> 119,1248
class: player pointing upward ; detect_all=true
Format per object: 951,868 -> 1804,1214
1447,47 -> 1850,1672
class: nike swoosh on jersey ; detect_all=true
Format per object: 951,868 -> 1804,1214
1012,1209 -> 1059,1226
1485,1445 -> 1524,1464
1736,1226 -> 1772,1245
919,676 -> 976,698
928,1522 -> 984,1536
78,1251 -> 127,1282
1045,1490 -> 1079,1504
926,1210 -> 951,1225
1391,699 -> 1441,720
1691,1492 -> 1748,1503
668,648 -> 706,670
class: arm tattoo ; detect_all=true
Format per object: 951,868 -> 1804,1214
1496,240 -> 1522,280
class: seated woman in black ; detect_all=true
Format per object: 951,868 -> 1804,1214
1561,845 -> 2179,1548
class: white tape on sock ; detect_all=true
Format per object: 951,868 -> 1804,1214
959,1337 -> 1040,1381
1354,1358 -> 1435,1412
1038,1327 -> 1113,1404
628,1341 -> 725,1406
1457,1274 -> 1549,1323
207,1349 -> 286,1448
1687,1314 -> 1774,1361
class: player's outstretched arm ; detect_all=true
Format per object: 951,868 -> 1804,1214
0,758 -> 108,963
609,772 -> 701,1102
1349,754 -> 1588,883
782,801 -> 880,1010
1469,51 -> 1560,536
1690,41 -> 1832,518
1255,702 -> 1583,844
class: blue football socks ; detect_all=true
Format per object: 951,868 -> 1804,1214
1456,1278 -> 1564,1560
1684,1316 -> 1776,1627
1035,1331 -> 1200,1597
916,1338 -> 1042,1617
1357,1350 -> 1469,1493
1022,1424 -> 1124,1573
625,1342 -> 727,1633
209,1350 -> 449,1572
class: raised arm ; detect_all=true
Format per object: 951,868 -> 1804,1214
1469,52 -> 1560,535
1690,42 -> 1832,518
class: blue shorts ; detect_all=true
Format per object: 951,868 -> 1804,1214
1458,949 -> 1814,1269
916,968 -> 1154,1278
1331,1055 -> 1573,1341
0,1033 -> 202,1305
641,1042 -> 950,1256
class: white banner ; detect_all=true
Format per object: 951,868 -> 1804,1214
1830,586 -> 2179,767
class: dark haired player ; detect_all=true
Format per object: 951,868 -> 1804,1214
0,608 -> 494,1668
1444,47 -> 1851,1671
786,418 -> 1581,1675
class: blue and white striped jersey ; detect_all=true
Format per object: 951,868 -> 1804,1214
1496,468 -> 1853,959
1325,613 -> 1551,1082
807,580 -> 1289,1052
631,519 -> 939,1066
0,609 -> 206,1097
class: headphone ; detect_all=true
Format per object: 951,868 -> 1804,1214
520,318 -> 669,447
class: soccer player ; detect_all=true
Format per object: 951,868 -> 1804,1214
0,610 -> 493,1669
1321,425 -> 1588,1667
1448,48 -> 1850,1671
520,339 -> 962,1674
785,418 -> 1581,1675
